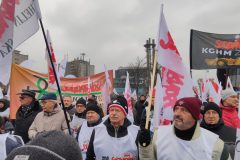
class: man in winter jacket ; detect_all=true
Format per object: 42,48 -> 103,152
76,103 -> 102,159
0,98 -> 10,117
14,90 -> 42,143
72,97 -> 87,138
135,94 -> 148,125
63,95 -> 76,120
86,96 -> 140,160
220,89 -> 240,128
138,97 -> 231,160
201,102 -> 236,159
28,93 -> 73,139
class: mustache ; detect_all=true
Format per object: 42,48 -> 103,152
174,115 -> 183,121
110,115 -> 118,118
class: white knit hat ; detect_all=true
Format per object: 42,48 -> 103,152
221,89 -> 237,101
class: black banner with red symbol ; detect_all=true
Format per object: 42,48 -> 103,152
190,29 -> 240,69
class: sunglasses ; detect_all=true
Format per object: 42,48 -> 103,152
19,97 -> 27,100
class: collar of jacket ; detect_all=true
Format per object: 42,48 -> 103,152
172,122 -> 201,141
19,101 -> 42,117
87,116 -> 102,127
43,104 -> 61,116
103,117 -> 131,135
219,102 -> 237,110
66,104 -> 74,111
200,118 -> 224,130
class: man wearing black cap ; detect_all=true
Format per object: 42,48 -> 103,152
15,90 -> 42,143
138,97 -> 231,160
201,102 -> 236,159
86,96 -> 140,160
72,97 -> 87,138
76,103 -> 102,159
28,93 -> 73,139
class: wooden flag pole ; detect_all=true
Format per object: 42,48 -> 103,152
143,50 -> 158,146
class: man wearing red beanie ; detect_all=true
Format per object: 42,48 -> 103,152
138,97 -> 231,160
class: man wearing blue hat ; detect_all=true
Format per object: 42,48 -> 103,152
28,93 -> 74,139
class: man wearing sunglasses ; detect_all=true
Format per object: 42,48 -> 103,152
14,90 -> 42,143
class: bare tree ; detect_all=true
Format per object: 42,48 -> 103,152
127,57 -> 147,96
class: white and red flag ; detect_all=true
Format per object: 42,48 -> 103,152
87,76 -> 90,98
0,0 -> 41,85
132,89 -> 137,102
124,72 -> 133,117
58,59 -> 67,78
113,88 -> 119,96
102,82 -> 111,115
156,4 -> 194,121
104,64 -> 112,89
201,70 -> 208,103
45,30 -> 60,90
192,78 -> 200,98
226,76 -> 234,90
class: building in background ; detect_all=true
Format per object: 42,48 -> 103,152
12,50 -> 28,65
114,66 -> 147,95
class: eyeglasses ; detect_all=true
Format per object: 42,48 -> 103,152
40,101 -> 51,105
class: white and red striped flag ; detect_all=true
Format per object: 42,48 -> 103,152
124,72 -> 133,117
156,4 -> 194,121
104,64 -> 112,89
45,30 -> 60,90
102,82 -> 111,115
87,76 -> 90,98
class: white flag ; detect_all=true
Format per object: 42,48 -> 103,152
156,4 -> 194,121
124,72 -> 133,117
45,30 -> 60,90
202,70 -> 209,103
113,88 -> 118,96
58,59 -> 67,78
226,76 -> 234,90
102,82 -> 111,115
0,0 -> 41,85
132,89 -> 137,102
104,64 -> 112,88
207,81 -> 220,104
20,60 -> 36,69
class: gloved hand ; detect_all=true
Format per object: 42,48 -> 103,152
139,128 -> 151,147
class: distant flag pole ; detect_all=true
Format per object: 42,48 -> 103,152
87,77 -> 90,98
47,54 -> 50,92
37,1 -> 72,135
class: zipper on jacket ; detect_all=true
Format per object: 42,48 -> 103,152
114,127 -> 119,138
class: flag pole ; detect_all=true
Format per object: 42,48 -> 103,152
39,19 -> 72,135
47,54 -> 50,92
143,50 -> 158,146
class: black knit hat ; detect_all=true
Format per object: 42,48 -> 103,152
86,103 -> 101,115
76,98 -> 86,107
108,96 -> 128,117
203,102 -> 222,118
6,130 -> 82,160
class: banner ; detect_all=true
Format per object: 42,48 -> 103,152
190,29 -> 240,69
124,72 -> 133,117
10,63 -> 113,119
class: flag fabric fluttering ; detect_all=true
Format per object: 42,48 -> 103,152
45,30 -> 60,90
207,80 -> 220,104
113,88 -> 118,96
192,78 -> 201,98
155,4 -> 194,121
132,90 -> 137,102
58,59 -> 67,78
226,76 -> 234,90
87,77 -> 90,98
0,0 -> 41,85
202,70 -> 208,104
104,64 -> 112,88
124,72 -> 133,117
102,82 -> 111,116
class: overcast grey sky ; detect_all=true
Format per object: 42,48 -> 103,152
17,0 -> 240,79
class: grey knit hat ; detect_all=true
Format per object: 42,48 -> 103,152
221,89 -> 237,101
6,130 -> 82,160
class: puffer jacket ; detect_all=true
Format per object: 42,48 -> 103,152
219,102 -> 240,129
28,105 -> 74,139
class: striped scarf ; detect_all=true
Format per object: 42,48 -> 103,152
21,100 -> 35,116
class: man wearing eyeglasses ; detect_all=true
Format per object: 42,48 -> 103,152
14,90 -> 42,143
28,93 -> 74,139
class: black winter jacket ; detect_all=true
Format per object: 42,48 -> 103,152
135,100 -> 148,125
86,118 -> 140,160
200,118 -> 236,159
14,101 -> 42,143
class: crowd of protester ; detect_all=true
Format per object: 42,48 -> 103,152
0,87 -> 239,160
